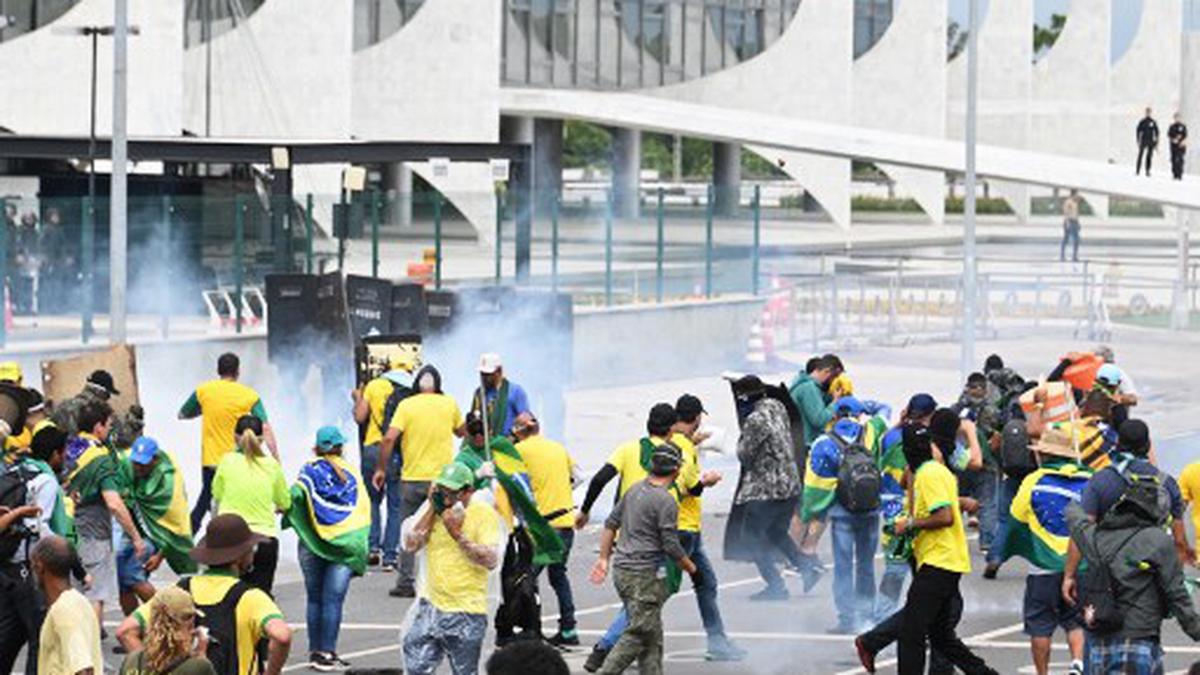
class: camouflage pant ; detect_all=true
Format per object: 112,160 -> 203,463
598,568 -> 669,675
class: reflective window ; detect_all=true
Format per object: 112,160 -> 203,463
354,0 -> 426,51
853,0 -> 893,58
0,0 -> 81,43
184,0 -> 268,49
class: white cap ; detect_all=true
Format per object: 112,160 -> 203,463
478,353 -> 503,374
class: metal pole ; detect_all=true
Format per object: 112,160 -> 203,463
337,190 -> 347,271
655,187 -> 664,303
605,189 -> 614,306
0,198 -> 6,349
705,183 -> 714,299
304,193 -> 314,274
960,0 -> 980,380
234,195 -> 244,334
752,184 -> 761,296
434,192 -> 443,290
371,189 -> 381,278
110,0 -> 129,344
551,194 -> 560,293
82,196 -> 94,343
160,195 -> 171,340
204,0 -> 212,136
494,190 -> 502,284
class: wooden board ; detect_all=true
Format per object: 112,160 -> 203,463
40,344 -> 141,414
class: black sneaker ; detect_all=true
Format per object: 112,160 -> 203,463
389,584 -> 416,598
982,562 -> 1000,580
583,646 -> 609,673
327,653 -> 350,672
367,551 -> 382,567
310,652 -> 339,672
381,561 -> 397,573
548,630 -> 580,648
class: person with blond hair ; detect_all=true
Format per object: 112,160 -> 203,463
211,415 -> 290,594
118,586 -> 215,675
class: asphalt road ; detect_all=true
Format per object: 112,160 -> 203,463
77,512 -> 1200,675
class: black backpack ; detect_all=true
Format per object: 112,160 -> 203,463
0,463 -> 37,560
1078,527 -> 1142,635
179,577 -> 255,675
999,419 -> 1036,480
379,380 -> 414,439
833,434 -> 881,513
1113,467 -> 1171,527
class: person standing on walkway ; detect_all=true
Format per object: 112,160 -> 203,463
589,442 -> 696,675
401,462 -> 501,675
180,353 -> 277,532
891,425 -> 997,675
512,413 -> 580,647
729,376 -> 818,600
1060,191 -> 1081,263
1000,426 -> 1090,675
352,365 -> 412,571
374,364 -> 465,598
33,535 -> 104,675
1136,107 -> 1159,176
471,353 -> 531,439
1169,112 -> 1188,180
211,415 -> 290,595
285,426 -> 370,672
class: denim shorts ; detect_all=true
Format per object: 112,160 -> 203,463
1023,572 -> 1081,637
116,539 -> 158,591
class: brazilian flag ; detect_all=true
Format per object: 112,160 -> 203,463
1002,460 -> 1093,571
285,455 -> 370,575
801,415 -> 889,522
124,450 -> 197,575
19,457 -> 75,543
65,434 -> 126,518
457,437 -> 565,566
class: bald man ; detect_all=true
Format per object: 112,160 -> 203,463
32,536 -> 103,675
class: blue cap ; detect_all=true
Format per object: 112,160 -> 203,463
1096,364 -> 1122,388
906,393 -> 937,416
315,426 -> 346,452
834,396 -> 864,417
129,436 -> 159,466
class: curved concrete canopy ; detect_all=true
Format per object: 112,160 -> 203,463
853,0 -> 947,225
353,0 -> 500,238
501,87 -> 1200,209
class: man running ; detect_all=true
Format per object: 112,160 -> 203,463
179,352 -> 277,531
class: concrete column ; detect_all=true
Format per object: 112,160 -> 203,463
610,127 -> 641,219
712,141 -> 742,215
533,118 -> 563,216
385,162 -> 413,227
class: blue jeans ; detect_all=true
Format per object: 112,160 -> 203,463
598,532 -> 728,651
829,503 -> 879,628
534,528 -> 577,631
959,468 -> 999,552
361,443 -> 402,564
298,543 -> 354,654
986,475 -> 1022,565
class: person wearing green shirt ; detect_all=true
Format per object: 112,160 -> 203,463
212,415 -> 290,595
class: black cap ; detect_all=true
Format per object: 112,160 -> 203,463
675,394 -> 705,423
647,403 -> 678,436
984,354 -> 1004,372
1118,419 -> 1151,456
87,370 -> 120,396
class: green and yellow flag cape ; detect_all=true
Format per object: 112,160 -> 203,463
1002,460 -> 1092,571
284,455 -> 371,575
123,450 -> 197,575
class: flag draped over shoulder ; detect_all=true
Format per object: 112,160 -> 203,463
1002,461 -> 1092,571
64,435 -> 125,516
285,455 -> 370,575
21,458 -> 74,543
457,438 -> 565,566
124,451 -> 197,575
801,416 -> 888,522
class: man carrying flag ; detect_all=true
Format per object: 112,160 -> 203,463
285,426 -> 370,671
117,437 -> 197,618
471,353 -> 531,438
1001,425 -> 1089,675
456,411 -> 564,646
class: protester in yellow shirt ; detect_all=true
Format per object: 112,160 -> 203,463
401,462 -> 500,675
33,536 -> 103,675
179,353 -> 277,532
374,365 -> 465,598
889,425 -> 995,675
352,369 -> 412,569
117,514 -> 292,675
1179,460 -> 1200,562
513,412 -> 580,646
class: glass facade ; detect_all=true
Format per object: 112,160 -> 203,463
853,0 -> 893,58
354,0 -> 426,51
0,0 -> 80,43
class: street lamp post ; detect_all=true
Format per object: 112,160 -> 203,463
961,0 -> 980,380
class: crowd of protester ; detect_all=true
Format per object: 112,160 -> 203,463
0,343 -> 1198,675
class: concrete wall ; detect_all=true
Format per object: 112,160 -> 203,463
1183,33 -> 1200,176
0,0 -> 181,136
1109,1 -> 1182,168
573,297 -> 764,388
